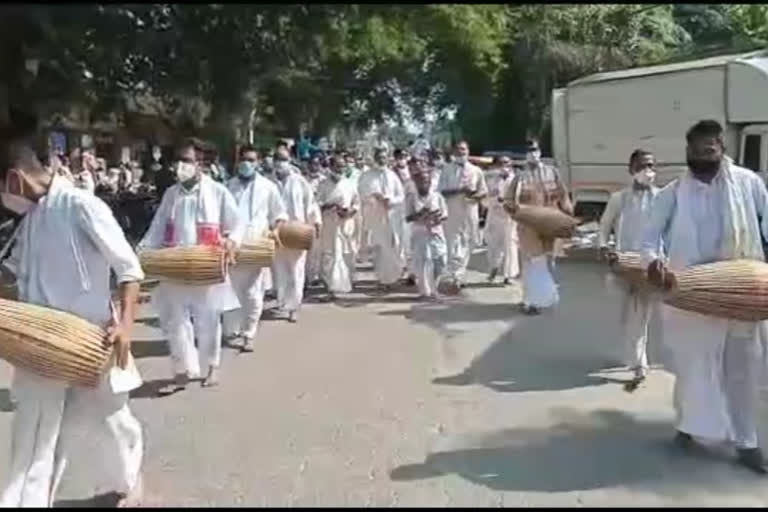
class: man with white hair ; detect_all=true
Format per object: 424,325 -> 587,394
438,140 -> 488,287
272,148 -> 321,323
317,155 -> 360,299
358,147 -> 405,290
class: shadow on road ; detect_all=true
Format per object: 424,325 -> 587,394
130,378 -> 178,399
383,261 -> 660,393
131,339 -> 170,359
390,409 -> 753,495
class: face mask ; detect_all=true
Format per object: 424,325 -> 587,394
526,150 -> 541,164
687,157 -> 721,177
176,162 -> 198,184
455,155 -> 468,165
633,169 -> 655,187
237,161 -> 256,179
275,161 -> 292,178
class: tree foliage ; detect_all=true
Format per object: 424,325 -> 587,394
1,4 -> 766,150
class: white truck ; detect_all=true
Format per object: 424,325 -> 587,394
552,50 -> 768,219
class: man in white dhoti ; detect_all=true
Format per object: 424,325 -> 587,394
223,145 -> 288,350
642,120 -> 768,474
359,148 -> 405,290
273,149 -> 320,323
438,140 -> 488,287
0,141 -> 144,507
485,155 -> 519,284
405,156 -> 448,300
505,138 -> 573,315
305,155 -> 326,287
393,149 -> 416,285
599,149 -> 661,384
317,155 -> 360,300
139,139 -> 241,388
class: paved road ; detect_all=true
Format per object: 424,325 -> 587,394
1,253 -> 768,506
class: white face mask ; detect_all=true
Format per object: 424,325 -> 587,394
1,193 -> 35,216
176,162 -> 198,183
633,169 -> 656,186
526,150 -> 541,164
455,155 -> 468,165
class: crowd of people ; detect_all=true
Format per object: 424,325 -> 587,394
0,116 -> 767,508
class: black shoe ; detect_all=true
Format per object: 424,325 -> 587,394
488,268 -> 498,283
405,275 -> 416,287
737,448 -> 768,475
673,431 -> 696,453
503,278 -> 511,285
524,305 -> 541,316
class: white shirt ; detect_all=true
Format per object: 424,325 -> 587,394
7,176 -> 143,325
227,174 -> 288,241
642,165 -> 768,268
277,172 -> 321,225
140,175 -> 242,250
599,185 -> 660,253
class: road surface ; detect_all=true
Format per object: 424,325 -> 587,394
1,253 -> 768,506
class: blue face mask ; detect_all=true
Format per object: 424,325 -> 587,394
238,161 -> 256,179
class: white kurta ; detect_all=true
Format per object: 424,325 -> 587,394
0,176 -> 144,507
139,176 -> 242,375
485,169 -> 519,279
275,172 -> 321,312
305,174 -> 326,281
438,161 -> 488,282
406,191 -> 448,297
317,176 -> 360,294
223,175 -> 288,338
599,185 -> 661,375
393,166 -> 413,275
359,166 -> 405,285
641,162 -> 768,448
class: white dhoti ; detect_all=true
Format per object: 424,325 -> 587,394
486,208 -> 519,279
521,255 -> 559,309
662,305 -> 760,448
369,209 -> 402,286
263,267 -> 274,293
320,216 -> 356,294
223,266 -> 267,341
274,248 -> 307,312
621,288 -> 651,375
0,370 -> 143,507
305,239 -> 323,284
411,232 -> 447,298
444,215 -> 470,282
158,282 -> 223,375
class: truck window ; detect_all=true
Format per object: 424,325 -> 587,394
743,134 -> 762,173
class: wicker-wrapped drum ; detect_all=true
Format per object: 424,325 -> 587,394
273,222 -> 315,251
608,251 -> 651,291
664,259 -> 768,321
0,299 -> 111,387
511,205 -> 579,239
236,237 -> 276,267
139,245 -> 226,285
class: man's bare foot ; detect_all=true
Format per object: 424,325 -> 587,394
202,367 -> 220,388
116,473 -> 143,507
